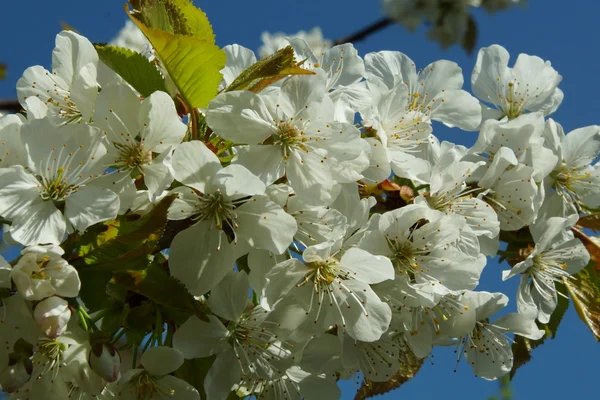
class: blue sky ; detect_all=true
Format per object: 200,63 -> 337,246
1,1 -> 599,399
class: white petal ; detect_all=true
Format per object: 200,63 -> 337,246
65,185 -> 119,233
11,198 -> 66,246
169,222 -> 236,296
339,248 -> 394,285
494,312 -> 544,340
430,89 -> 481,131
235,196 -> 297,254
94,84 -> 141,143
140,346 -> 184,376
204,349 -> 242,400
234,145 -> 286,186
173,315 -> 230,359
207,91 -> 276,144
279,70 -> 327,119
172,141 -> 221,192
208,270 -> 250,321
212,164 -> 266,199
52,31 -> 98,89
365,51 -> 417,90
158,375 -> 200,400
139,90 -> 187,152
286,149 -> 334,206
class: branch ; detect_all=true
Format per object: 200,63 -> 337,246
0,99 -> 22,113
334,17 -> 394,45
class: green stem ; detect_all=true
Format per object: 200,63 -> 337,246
0,217 -> 12,226
132,345 -> 139,369
111,329 -> 126,345
91,309 -> 109,324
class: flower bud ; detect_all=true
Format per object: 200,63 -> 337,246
33,296 -> 71,338
88,338 -> 121,383
0,353 -> 33,393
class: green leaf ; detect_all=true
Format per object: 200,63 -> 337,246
128,7 -> 226,109
112,260 -> 208,320
74,195 -> 177,311
509,282 -> 569,378
225,46 -> 314,93
169,0 -> 215,42
94,44 -> 166,98
564,263 -> 600,341
128,0 -> 214,42
354,348 -> 423,400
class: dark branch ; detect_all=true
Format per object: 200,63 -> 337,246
0,99 -> 22,114
334,17 -> 394,45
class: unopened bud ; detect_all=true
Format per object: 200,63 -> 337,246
88,336 -> 121,383
0,353 -> 33,393
33,296 -> 71,338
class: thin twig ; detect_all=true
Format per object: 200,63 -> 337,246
334,17 -> 394,45
0,99 -> 21,113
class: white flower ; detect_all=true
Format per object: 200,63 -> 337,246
476,147 -> 539,230
0,113 -> 26,168
364,51 -> 482,130
93,84 -> 187,209
416,143 -> 500,239
259,27 -> 331,58
360,204 -> 485,303
245,366 -> 341,400
207,71 -> 370,205
503,216 -> 589,323
167,141 -> 297,296
265,183 -> 348,248
471,112 -> 559,182
10,245 -> 80,301
472,44 -> 563,121
288,39 -> 369,110
8,325 -> 96,400
33,296 -> 71,338
360,82 -> 435,183
17,31 -> 99,124
116,346 -> 199,400
0,118 -> 119,245
540,120 -> 600,217
263,241 -> 394,342
174,271 -> 293,400
457,291 -> 544,380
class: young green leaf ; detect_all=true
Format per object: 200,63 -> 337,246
94,44 -> 166,97
225,46 -> 314,92
128,0 -> 214,41
128,7 -> 226,109
168,0 -> 215,42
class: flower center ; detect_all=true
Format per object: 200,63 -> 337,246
115,141 -> 151,172
194,189 -> 238,230
551,163 -> 592,209
271,121 -> 308,158
39,168 -> 76,202
131,371 -> 171,400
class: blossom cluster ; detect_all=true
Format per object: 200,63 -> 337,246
382,0 -> 524,48
0,18 -> 597,400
